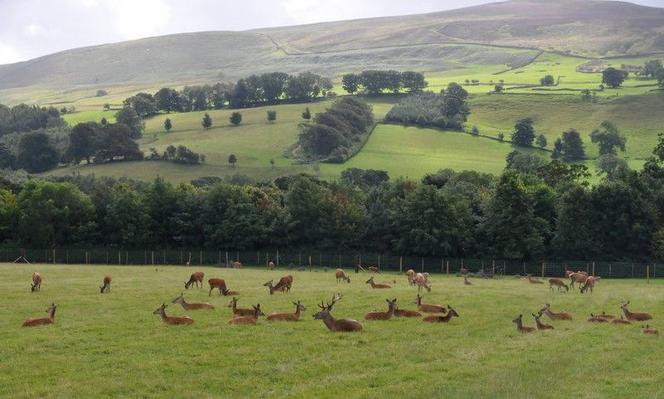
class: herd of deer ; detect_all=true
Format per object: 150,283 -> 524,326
513,302 -> 658,335
19,268 -> 659,336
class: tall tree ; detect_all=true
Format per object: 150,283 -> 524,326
342,74 -> 361,94
66,122 -> 100,164
511,118 -> 536,147
590,121 -> 626,155
202,113 -> 213,129
115,107 -> 144,138
560,129 -> 586,161
602,67 -> 628,88
164,118 -> 172,132
17,132 -> 59,173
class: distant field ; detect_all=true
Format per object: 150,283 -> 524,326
1,264 -> 662,398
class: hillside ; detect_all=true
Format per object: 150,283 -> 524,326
1,0 -> 663,90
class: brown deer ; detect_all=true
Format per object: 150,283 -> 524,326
580,276 -> 600,294
232,261 -> 243,269
264,275 -> 293,295
335,269 -> 350,283
228,297 -> 255,317
548,278 -> 568,292
598,311 -> 616,320
406,269 -> 416,286
22,303 -> 57,327
527,274 -> 544,284
588,313 -> 609,323
569,272 -> 588,289
313,293 -> 362,332
228,304 -> 264,325
368,266 -> 380,273
464,275 -> 472,286
152,304 -> 193,325
611,316 -> 631,325
423,305 -> 459,323
208,278 -> 228,296
365,299 -> 398,320
185,272 -> 205,289
172,293 -> 215,310
100,275 -> 112,293
414,273 -> 431,292
532,312 -> 554,330
267,301 -> 306,322
221,287 -> 240,296
366,276 -> 391,289
620,301 -> 652,321
31,272 -> 42,292
539,304 -> 573,320
394,307 -> 422,318
414,294 -> 446,314
641,325 -> 659,335
267,261 -> 275,270
512,314 -> 536,333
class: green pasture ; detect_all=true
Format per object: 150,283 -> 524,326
0,264 -> 662,398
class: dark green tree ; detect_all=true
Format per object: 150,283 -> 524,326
267,110 -> 277,122
229,112 -> 242,126
228,153 -> 237,167
342,74 -> 360,94
590,121 -> 626,155
302,107 -> 312,120
164,118 -> 172,132
644,60 -> 663,78
17,132 -> 59,173
602,67 -> 628,89
202,113 -> 212,129
560,129 -> 586,161
66,122 -> 100,164
540,75 -> 555,86
115,106 -> 144,138
511,118 -> 536,147
0,143 -> 16,169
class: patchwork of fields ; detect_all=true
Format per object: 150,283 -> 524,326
1,264 -> 662,398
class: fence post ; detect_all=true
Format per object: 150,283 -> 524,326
378,255 -> 381,271
654,263 -> 657,278
86,251 -> 89,265
53,249 -> 56,265
441,258 -> 444,273
492,260 -> 495,276
446,261 -> 450,275
309,255 -> 312,271
592,262 -> 595,276
523,262 -> 526,275
541,262 -> 545,278
319,253 -> 322,269
225,251 -> 229,267
647,265 -> 650,284
609,263 -> 612,278
118,251 -> 121,265
276,250 -> 280,267
399,256 -> 403,273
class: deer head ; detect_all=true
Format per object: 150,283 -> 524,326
447,305 -> 459,317
172,293 -> 185,305
153,304 -> 167,315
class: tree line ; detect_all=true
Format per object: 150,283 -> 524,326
384,83 -> 470,130
342,70 -> 427,95
4,129 -> 664,261
124,72 -> 334,117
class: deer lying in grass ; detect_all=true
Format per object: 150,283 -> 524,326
532,312 -> 554,330
368,266 -> 380,273
22,303 -> 57,327
394,306 -> 422,318
172,293 -> 214,310
464,276 -> 472,286
335,269 -> 350,283
588,313 -> 610,323
414,273 -> 431,292
185,272 -> 205,289
365,299 -> 398,320
423,305 -> 459,323
580,276 -> 600,294
100,275 -> 112,293
611,316 -> 631,325
208,278 -> 227,296
221,287 -> 240,296
264,275 -> 293,295
641,325 -> 659,335
539,304 -> 573,321
527,274 -> 544,284
406,269 -> 416,286
620,301 -> 652,321
152,304 -> 193,325
267,301 -> 306,322
228,305 -> 264,325
414,294 -> 446,314
228,297 -> 255,317
548,278 -> 568,292
313,293 -> 362,332
31,272 -> 42,292
597,311 -> 615,320
366,276 -> 391,289
513,314 -> 536,333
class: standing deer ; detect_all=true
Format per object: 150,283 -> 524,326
532,312 -> 554,330
413,273 -> 431,292
464,275 -> 472,286
335,269 -> 351,283
366,277 -> 391,289
185,272 -> 205,289
100,275 -> 112,293
208,278 -> 228,296
228,305 -> 264,325
569,272 -> 588,289
406,269 -> 416,286
264,275 -> 293,295
267,301 -> 306,322
31,272 -> 42,292
22,303 -> 57,327
580,276 -> 600,294
620,301 -> 652,321
172,293 -> 215,310
228,297 -> 255,317
267,261 -> 275,270
414,294 -> 446,314
152,304 -> 193,325
512,314 -> 536,333
539,304 -> 573,320
548,278 -> 568,292
313,293 -> 362,332
365,299 -> 398,320
641,325 -> 659,335
423,305 -> 459,323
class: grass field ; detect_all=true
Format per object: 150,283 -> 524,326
1,264 -> 663,398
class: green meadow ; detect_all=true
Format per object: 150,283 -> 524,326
0,264 -> 662,398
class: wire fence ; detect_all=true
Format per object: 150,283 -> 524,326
1,248 -> 660,279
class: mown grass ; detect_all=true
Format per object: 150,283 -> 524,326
0,264 -> 662,398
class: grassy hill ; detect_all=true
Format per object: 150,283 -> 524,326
1,0 -> 663,91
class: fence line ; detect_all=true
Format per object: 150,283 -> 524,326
0,248 -> 658,279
